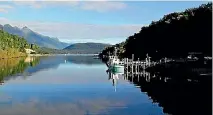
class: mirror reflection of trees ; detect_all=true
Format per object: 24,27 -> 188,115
107,69 -> 211,115
0,55 -> 103,84
129,72 -> 211,115
0,56 -> 40,84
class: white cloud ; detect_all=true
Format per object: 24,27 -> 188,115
0,96 -> 126,115
80,1 -> 127,12
0,5 -> 13,13
12,1 -> 127,12
0,17 -> 142,44
0,17 -> 8,21
0,5 -> 13,9
13,1 -> 78,9
0,9 -> 8,13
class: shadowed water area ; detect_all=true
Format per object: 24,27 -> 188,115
0,55 -> 211,115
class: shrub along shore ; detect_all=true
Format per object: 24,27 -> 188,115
0,28 -> 39,59
0,49 -> 27,59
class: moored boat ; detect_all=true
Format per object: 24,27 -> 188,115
108,55 -> 124,73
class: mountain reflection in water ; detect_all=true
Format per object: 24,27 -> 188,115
0,57 -> 40,84
0,55 -> 103,83
0,55 -> 211,115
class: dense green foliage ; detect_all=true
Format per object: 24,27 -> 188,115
35,47 -> 67,54
100,3 -> 212,61
36,43 -> 111,54
2,24 -> 70,49
0,30 -> 40,58
0,30 -> 29,51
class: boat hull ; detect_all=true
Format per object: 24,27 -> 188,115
109,65 -> 124,73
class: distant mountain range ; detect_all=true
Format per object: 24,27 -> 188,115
0,24 -> 111,53
64,43 -> 111,54
1,24 -> 70,49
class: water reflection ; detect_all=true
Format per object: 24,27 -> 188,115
0,55 -> 104,83
65,55 -> 103,65
107,69 -> 212,115
0,56 -> 166,115
25,55 -> 103,76
0,57 -> 40,84
2,56 -> 210,115
107,69 -> 124,92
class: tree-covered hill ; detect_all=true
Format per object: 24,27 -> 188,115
34,43 -> 111,54
100,2 -> 212,61
0,29 -> 38,58
35,47 -> 67,54
64,43 -> 111,54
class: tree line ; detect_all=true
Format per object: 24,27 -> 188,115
100,3 -> 212,61
0,29 -> 39,58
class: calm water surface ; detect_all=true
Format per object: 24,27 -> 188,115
0,55 -> 211,115
0,55 -> 164,115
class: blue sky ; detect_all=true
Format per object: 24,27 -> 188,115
0,1 -> 210,44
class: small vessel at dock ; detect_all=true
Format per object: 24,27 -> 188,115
107,47 -> 124,73
108,56 -> 124,73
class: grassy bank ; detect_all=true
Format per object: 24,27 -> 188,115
0,48 -> 27,59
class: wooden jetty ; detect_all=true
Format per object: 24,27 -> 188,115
120,54 -> 170,73
107,48 -> 171,73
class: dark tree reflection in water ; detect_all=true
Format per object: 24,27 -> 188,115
118,70 -> 212,115
0,55 -> 211,115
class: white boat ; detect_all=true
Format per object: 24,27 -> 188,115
109,56 -> 124,65
106,47 -> 124,73
108,55 -> 124,73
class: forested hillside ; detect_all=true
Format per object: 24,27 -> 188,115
100,3 -> 212,61
64,43 -> 111,54
0,29 -> 38,58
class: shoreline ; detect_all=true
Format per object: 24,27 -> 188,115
28,53 -> 99,56
0,53 -> 101,59
0,54 -> 52,59
0,55 -> 26,60
27,54 -> 54,56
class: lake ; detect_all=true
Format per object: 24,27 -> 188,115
0,55 -> 211,115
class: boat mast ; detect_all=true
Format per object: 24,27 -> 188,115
114,47 -> 117,56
